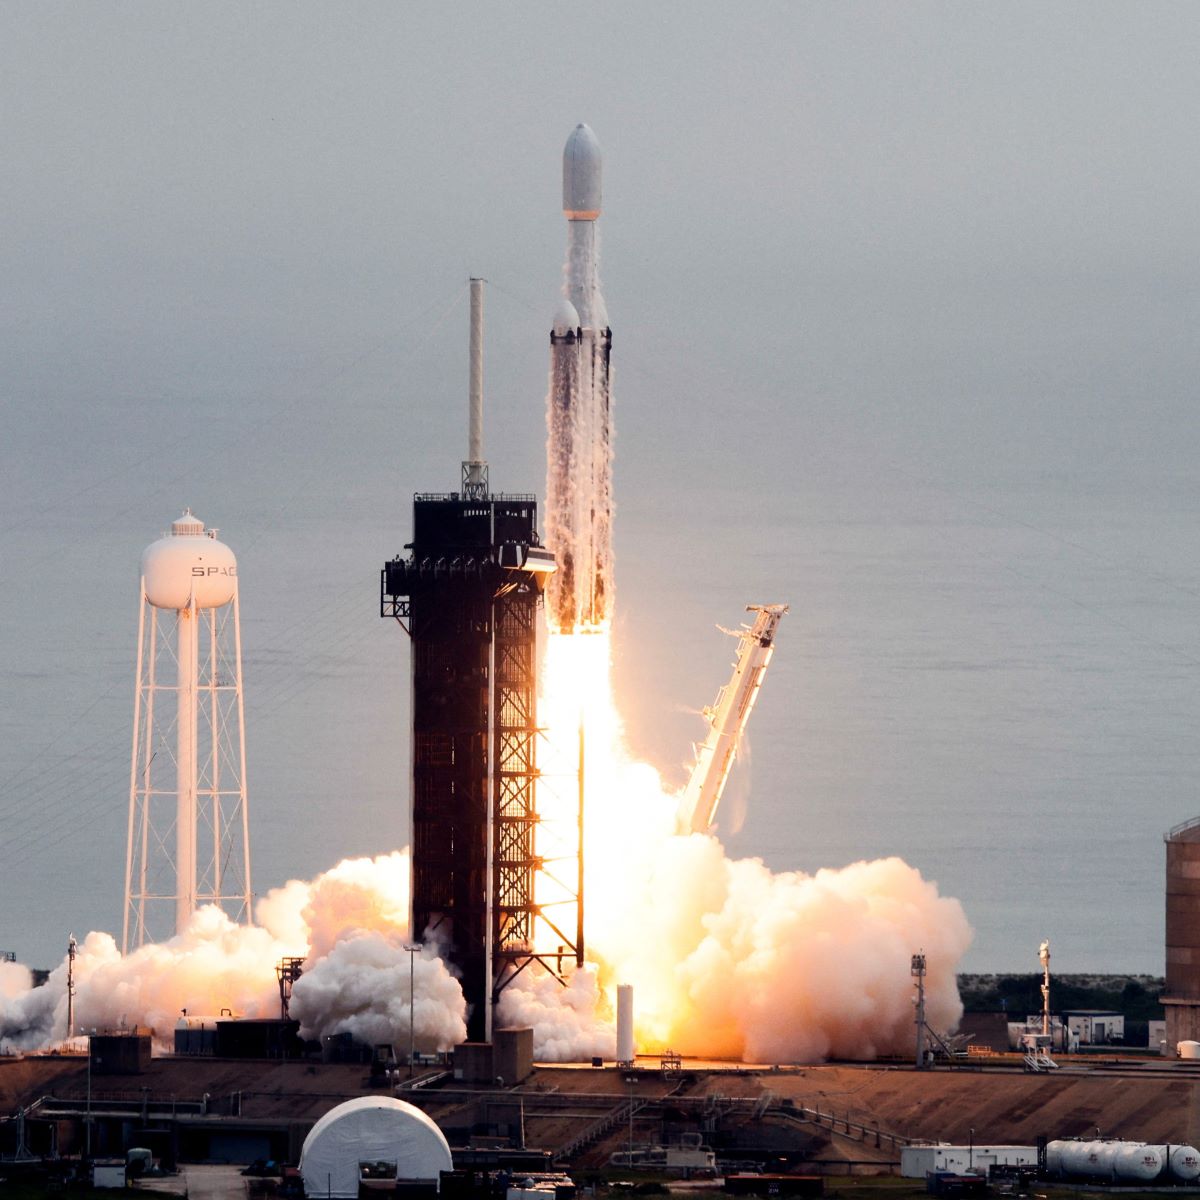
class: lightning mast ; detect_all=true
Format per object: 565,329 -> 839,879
123,511 -> 251,950
679,604 -> 788,834
1040,939 -> 1052,1036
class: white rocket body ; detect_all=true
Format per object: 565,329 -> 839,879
547,124 -> 613,633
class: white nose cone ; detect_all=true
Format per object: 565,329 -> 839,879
553,297 -> 581,335
563,123 -> 602,220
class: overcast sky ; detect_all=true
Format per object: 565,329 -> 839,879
2,2 -> 1198,972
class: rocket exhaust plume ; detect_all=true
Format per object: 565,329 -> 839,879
546,123 -> 613,634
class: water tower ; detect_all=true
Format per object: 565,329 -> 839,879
122,510 -> 252,951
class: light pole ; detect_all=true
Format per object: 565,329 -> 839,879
627,1074 -> 637,1164
85,1029 -> 95,1159
969,1127 -> 974,1172
404,944 -> 423,1079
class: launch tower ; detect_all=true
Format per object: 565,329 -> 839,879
382,280 -> 559,1041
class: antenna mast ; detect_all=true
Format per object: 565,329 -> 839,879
1040,939 -> 1052,1036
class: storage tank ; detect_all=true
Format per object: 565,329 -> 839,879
616,984 -> 635,1064
1055,1140 -> 1085,1177
1169,1145 -> 1200,1182
1045,1141 -> 1066,1176
1061,1140 -> 1118,1179
1179,1040 -> 1200,1059
142,510 -> 237,611
1113,1143 -> 1164,1182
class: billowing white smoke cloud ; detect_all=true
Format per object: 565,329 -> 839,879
2,828 -> 969,1064
497,965 -> 612,1061
2,689 -> 970,1065
288,934 -> 465,1051
0,850 -> 465,1054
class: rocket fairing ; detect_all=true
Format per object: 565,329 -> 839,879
546,124 -> 614,634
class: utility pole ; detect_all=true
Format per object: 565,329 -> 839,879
912,953 -> 927,1069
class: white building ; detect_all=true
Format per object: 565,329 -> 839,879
1065,1010 -> 1124,1045
901,1144 -> 1038,1178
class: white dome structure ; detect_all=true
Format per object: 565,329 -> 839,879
300,1096 -> 453,1198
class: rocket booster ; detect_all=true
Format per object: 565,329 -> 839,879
546,124 -> 613,633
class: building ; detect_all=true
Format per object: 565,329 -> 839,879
1064,1011 -> 1124,1045
1165,818 -> 1200,1046
901,1145 -> 1038,1178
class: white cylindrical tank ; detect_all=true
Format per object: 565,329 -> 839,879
300,1096 -> 452,1199
1056,1140 -> 1088,1177
1179,1040 -> 1200,1059
1113,1143 -> 1164,1182
1045,1141 -> 1066,1175
616,983 -> 635,1064
1061,1140 -> 1118,1179
142,510 -> 237,610
1169,1145 -> 1200,1182
174,1015 -> 221,1030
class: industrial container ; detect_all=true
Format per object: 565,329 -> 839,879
1044,1143 -> 1063,1176
1179,1040 -> 1200,1059
1046,1140 -> 1199,1183
1168,1145 -> 1200,1182
1055,1140 -> 1118,1179
1112,1144 -> 1164,1182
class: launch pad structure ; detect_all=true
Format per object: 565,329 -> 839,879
381,280 -> 579,1043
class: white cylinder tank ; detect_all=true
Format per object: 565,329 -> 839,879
142,509 -> 237,610
1049,1140 -> 1187,1183
1060,1140 -> 1118,1179
616,983 -> 635,1064
1045,1141 -> 1065,1175
1179,1040 -> 1200,1059
1169,1145 -> 1200,1182
1113,1143 -> 1164,1182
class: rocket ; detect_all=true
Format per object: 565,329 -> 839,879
546,123 -> 613,634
